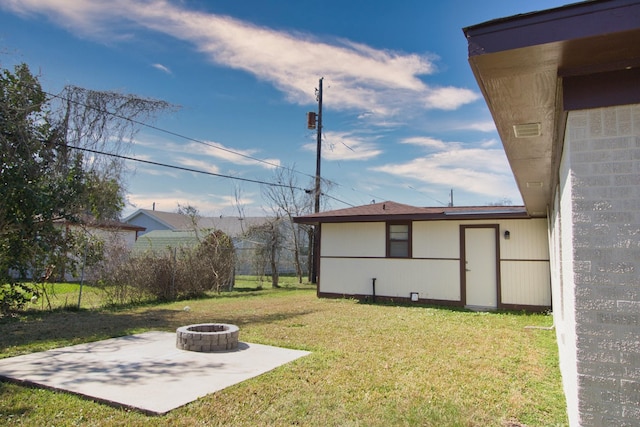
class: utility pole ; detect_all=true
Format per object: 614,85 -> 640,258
307,78 -> 323,284
314,78 -> 323,215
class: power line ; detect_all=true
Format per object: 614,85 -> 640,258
62,144 -> 302,190
22,79 -> 368,207
63,143 -> 356,207
43,88 -> 317,180
3,71 -> 365,208
46,88 -> 361,203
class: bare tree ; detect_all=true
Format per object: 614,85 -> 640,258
51,85 -> 177,219
244,218 -> 283,288
233,185 -> 249,234
177,203 -> 202,238
262,166 -> 314,283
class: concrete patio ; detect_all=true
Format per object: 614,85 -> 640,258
0,331 -> 310,415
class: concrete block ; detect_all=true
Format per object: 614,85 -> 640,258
620,380 -> 640,405
588,110 -> 603,137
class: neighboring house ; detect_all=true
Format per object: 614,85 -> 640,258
52,218 -> 145,281
463,1 -> 640,425
76,219 -> 145,250
58,217 -> 145,250
124,209 -> 307,275
295,202 -> 550,310
123,209 -> 266,236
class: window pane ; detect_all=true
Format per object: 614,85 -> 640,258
389,241 -> 409,257
388,224 -> 409,258
389,224 -> 409,240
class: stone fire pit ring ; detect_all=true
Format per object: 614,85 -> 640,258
176,323 -> 239,352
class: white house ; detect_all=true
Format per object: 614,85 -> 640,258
295,201 -> 551,311
123,209 -> 267,237
464,1 -> 640,425
50,218 -> 145,281
79,220 -> 145,250
124,209 -> 308,275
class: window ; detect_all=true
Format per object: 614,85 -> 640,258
387,222 -> 411,258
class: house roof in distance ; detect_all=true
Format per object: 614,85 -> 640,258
123,209 -> 270,237
294,201 -> 529,224
56,215 -> 146,232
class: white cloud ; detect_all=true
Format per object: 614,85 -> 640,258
464,120 -> 497,132
373,141 -> 517,199
423,86 -> 480,110
135,165 -> 180,178
399,136 -> 453,150
175,157 -> 220,174
480,139 -> 500,148
2,0 -> 479,117
133,137 -> 280,170
185,141 -> 281,169
126,190 -> 255,217
151,63 -> 172,74
303,131 -> 382,161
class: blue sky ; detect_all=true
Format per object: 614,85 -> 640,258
0,0 -> 570,217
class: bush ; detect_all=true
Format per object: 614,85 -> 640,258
0,282 -> 38,315
94,230 -> 235,304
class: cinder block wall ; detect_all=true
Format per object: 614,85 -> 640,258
560,105 -> 640,426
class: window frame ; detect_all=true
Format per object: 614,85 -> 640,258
386,221 -> 412,258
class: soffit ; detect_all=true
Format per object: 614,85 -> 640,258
464,0 -> 640,217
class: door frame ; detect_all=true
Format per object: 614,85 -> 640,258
459,224 -> 502,308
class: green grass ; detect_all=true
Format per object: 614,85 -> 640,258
0,287 -> 568,426
21,282 -> 105,311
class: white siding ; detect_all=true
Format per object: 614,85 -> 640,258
126,214 -> 167,236
321,222 -> 385,257
319,217 -> 550,308
413,222 -> 459,258
500,260 -> 551,305
87,228 -> 138,249
497,219 -> 549,260
320,258 -> 460,301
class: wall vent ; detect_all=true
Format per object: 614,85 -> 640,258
513,122 -> 541,138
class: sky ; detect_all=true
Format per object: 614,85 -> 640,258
0,0 -> 571,218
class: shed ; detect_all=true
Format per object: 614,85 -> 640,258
295,201 -> 551,311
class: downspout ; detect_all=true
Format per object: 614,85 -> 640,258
372,278 -> 377,303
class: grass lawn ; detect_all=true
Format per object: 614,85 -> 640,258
0,284 -> 567,426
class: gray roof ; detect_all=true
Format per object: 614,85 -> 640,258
124,209 -> 271,237
295,201 -> 529,224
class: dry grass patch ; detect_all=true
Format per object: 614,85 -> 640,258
0,289 -> 567,426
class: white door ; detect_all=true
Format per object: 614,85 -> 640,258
464,227 -> 497,309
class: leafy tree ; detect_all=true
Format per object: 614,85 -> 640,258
0,63 -> 172,313
0,63 -> 81,282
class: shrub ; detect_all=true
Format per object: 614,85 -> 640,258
93,230 -> 235,304
0,282 -> 38,315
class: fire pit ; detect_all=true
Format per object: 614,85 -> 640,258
176,323 -> 239,352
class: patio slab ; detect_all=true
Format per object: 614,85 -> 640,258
0,331 -> 310,415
